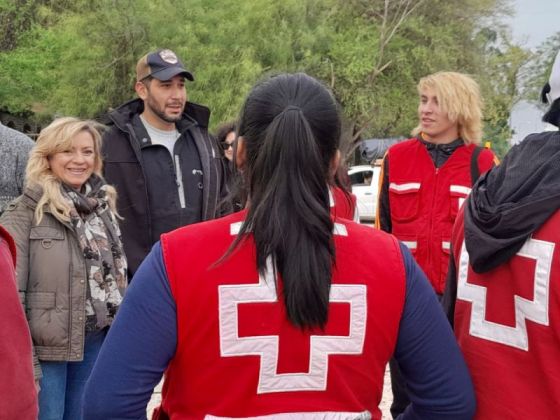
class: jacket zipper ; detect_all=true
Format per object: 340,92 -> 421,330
174,155 -> 187,209
427,166 -> 439,287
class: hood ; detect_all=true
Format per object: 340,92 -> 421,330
464,130 -> 560,273
103,98 -> 144,130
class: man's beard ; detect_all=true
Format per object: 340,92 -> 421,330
146,97 -> 183,123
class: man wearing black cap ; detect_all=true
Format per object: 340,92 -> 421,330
102,48 -> 229,278
442,49 -> 560,418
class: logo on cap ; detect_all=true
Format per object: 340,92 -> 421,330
159,49 -> 178,64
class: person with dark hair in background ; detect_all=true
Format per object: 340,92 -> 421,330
442,49 -> 560,419
102,48 -> 229,278
0,122 -> 34,215
215,120 -> 237,167
376,71 -> 498,418
0,225 -> 38,419
83,73 -> 474,419
214,120 -> 242,211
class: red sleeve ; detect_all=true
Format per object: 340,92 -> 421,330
0,230 -> 38,419
478,148 -> 499,175
0,225 -> 16,265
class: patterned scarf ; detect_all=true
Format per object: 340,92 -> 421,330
62,174 -> 127,332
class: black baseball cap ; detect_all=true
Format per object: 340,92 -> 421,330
136,49 -> 194,82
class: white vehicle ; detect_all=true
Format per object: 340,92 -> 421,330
348,165 -> 382,222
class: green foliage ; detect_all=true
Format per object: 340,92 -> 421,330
0,0 -> 528,157
0,0 -> 41,51
474,28 -> 531,157
0,25 -> 62,116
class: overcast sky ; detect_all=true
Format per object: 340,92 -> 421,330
507,0 -> 559,143
509,0 -> 560,48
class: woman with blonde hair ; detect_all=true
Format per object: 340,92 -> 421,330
0,117 -> 127,420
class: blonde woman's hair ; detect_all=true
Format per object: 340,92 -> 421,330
25,117 -> 118,224
411,71 -> 483,145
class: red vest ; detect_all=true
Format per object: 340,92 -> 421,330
453,208 -> 560,418
330,186 -> 357,221
157,211 -> 405,419
387,138 -> 494,293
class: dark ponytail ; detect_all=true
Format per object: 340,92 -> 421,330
233,73 -> 341,329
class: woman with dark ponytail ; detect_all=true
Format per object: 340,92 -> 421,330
231,74 -> 340,328
84,73 -> 475,419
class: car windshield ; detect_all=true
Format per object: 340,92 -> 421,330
350,171 -> 373,186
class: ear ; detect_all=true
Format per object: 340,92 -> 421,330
329,149 -> 341,178
235,136 -> 247,170
135,81 -> 148,101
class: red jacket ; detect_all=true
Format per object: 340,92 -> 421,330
452,207 -> 560,418
387,138 -> 494,293
156,211 -> 405,419
0,225 -> 38,419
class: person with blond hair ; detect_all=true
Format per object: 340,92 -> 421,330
0,117 -> 127,420
376,71 -> 498,417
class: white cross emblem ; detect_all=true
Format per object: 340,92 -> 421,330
219,223 -> 366,393
457,237 -> 555,351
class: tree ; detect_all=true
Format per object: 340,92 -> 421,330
474,27 -> 531,157
309,0 -> 521,158
0,0 -> 528,158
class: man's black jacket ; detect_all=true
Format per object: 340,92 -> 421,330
101,98 -> 230,277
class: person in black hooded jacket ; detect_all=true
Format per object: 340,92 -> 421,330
102,49 -> 229,278
442,49 -> 560,418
